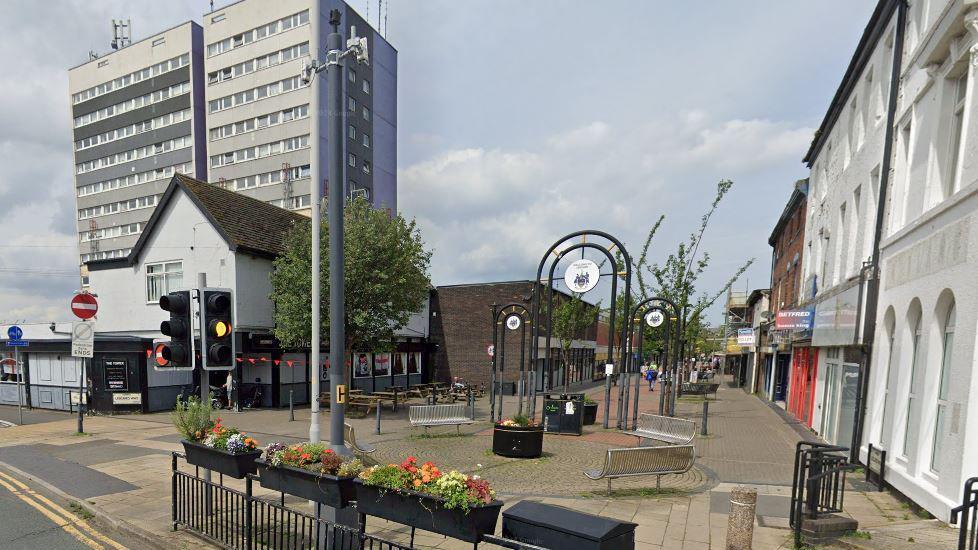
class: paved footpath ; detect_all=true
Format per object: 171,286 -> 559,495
0,376 -> 958,549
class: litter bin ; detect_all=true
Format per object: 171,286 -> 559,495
502,500 -> 637,550
542,393 -> 584,435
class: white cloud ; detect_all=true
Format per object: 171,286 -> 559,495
400,113 -> 813,320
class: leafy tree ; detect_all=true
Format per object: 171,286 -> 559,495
270,198 -> 432,372
551,294 -> 601,392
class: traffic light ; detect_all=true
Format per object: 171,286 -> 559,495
201,288 -> 234,370
158,291 -> 193,370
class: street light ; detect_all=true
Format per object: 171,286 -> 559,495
303,9 -> 369,453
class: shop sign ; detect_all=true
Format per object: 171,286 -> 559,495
812,284 -> 860,347
105,360 -> 128,391
736,328 -> 755,346
776,309 -> 814,330
112,392 -> 141,405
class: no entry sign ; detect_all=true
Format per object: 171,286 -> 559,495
71,293 -> 98,320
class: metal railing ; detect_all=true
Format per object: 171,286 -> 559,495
789,442 -> 859,548
951,477 -> 978,550
171,452 -> 411,550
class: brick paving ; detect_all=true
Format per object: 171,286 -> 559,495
0,376 -> 960,549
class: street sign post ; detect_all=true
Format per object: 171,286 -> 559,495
5,325 -> 27,347
1,355 -> 23,425
70,293 -> 99,320
71,321 -> 94,358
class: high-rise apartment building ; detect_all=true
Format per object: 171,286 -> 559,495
68,22 -> 207,266
202,0 -> 397,215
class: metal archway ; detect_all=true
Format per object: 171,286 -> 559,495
490,303 -> 531,422
529,230 -> 631,429
626,297 -> 684,427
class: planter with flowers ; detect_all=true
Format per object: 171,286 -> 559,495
173,396 -> 260,479
355,457 -> 502,543
582,394 -> 598,425
256,443 -> 363,508
492,415 -> 543,458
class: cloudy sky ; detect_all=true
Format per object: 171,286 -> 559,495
0,0 -> 876,325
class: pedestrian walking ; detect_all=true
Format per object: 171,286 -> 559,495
646,367 -> 657,391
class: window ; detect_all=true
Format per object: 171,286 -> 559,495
349,96 -> 357,112
348,153 -> 357,167
349,69 -> 356,83
903,314 -> 922,457
348,124 -> 356,140
211,13 -> 226,23
146,262 -> 183,303
932,302 -> 955,472
363,79 -> 370,94
152,37 -> 166,47
362,133 -> 370,148
362,106 -> 370,121
362,160 -> 371,174
945,75 -> 967,198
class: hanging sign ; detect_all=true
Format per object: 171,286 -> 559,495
505,315 -> 521,330
564,259 -> 600,293
736,328 -> 755,346
71,321 -> 95,358
645,310 -> 664,327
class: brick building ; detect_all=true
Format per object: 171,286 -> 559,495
429,281 -> 597,391
767,179 -> 811,412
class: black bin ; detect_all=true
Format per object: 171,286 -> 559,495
502,500 -> 636,550
542,393 -> 585,435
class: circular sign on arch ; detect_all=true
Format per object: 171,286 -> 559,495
505,315 -> 521,331
646,310 -> 665,327
564,259 -> 600,293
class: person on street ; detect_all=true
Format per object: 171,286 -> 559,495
224,371 -> 235,410
646,367 -> 657,391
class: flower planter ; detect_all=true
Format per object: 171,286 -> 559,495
354,480 -> 502,543
255,459 -> 355,508
582,403 -> 598,425
181,440 -> 261,479
492,424 -> 544,458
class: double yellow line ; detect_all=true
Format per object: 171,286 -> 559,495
0,469 -> 128,550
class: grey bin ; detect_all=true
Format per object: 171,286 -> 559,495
542,393 -> 585,435
502,500 -> 637,550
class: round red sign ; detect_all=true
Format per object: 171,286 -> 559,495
70,293 -> 99,320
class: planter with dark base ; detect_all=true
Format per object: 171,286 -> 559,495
354,481 -> 502,543
582,403 -> 598,425
181,440 -> 261,479
256,459 -> 355,508
492,424 -> 544,458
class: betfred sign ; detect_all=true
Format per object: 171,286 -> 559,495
775,309 -> 814,331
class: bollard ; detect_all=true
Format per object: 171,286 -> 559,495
289,390 -> 295,422
702,400 -> 709,436
725,486 -> 757,550
375,402 -> 382,435
469,390 -> 475,420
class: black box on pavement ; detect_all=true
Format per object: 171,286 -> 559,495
502,500 -> 636,550
542,393 -> 585,435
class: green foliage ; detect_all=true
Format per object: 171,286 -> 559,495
269,197 -> 432,353
511,414 -> 531,427
361,464 -> 413,491
552,293 -> 600,390
336,458 -> 364,478
171,396 -> 213,441
624,179 -> 754,357
583,394 -> 597,405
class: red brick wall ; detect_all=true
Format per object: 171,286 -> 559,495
771,195 -> 807,315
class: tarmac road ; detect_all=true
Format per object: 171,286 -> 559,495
0,467 -> 136,550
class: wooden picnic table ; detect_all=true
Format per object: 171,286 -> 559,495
371,390 -> 402,411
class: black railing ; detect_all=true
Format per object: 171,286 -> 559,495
171,452 -> 411,550
789,442 -> 858,548
951,477 -> 978,550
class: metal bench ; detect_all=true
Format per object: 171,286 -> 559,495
681,382 -> 720,397
621,413 -> 696,445
585,445 -> 696,494
343,422 -> 376,455
409,404 -> 473,435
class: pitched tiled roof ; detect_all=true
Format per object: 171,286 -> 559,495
172,174 -> 308,257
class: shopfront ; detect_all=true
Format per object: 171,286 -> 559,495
788,345 -> 817,426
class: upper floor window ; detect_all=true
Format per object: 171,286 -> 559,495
363,79 -> 371,94
945,74 -> 967,198
146,261 -> 183,303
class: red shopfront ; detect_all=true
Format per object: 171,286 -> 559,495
787,347 -> 818,426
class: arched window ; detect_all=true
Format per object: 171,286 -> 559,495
931,302 -> 955,472
879,308 -> 896,447
902,309 -> 922,458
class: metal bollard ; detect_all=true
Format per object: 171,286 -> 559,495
469,390 -> 475,420
289,390 -> 295,422
375,402 -> 381,435
702,400 -> 709,436
725,486 -> 757,549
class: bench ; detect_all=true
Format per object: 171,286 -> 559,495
409,404 -> 473,435
585,445 -> 696,494
343,422 -> 376,455
621,413 -> 696,445
682,382 -> 720,398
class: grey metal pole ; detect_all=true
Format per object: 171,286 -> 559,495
602,371 -> 611,429
375,402 -> 381,435
289,390 -> 295,421
632,372 -> 641,431
15,347 -> 23,425
77,357 -> 85,434
490,304 -> 497,422
326,16 -> 347,456
197,272 -> 211,511
308,0 -> 323,447
702,400 -> 709,436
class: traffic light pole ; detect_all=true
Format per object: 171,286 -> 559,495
326,16 -> 348,456
197,273 -> 213,504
